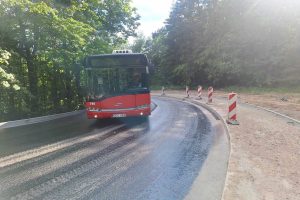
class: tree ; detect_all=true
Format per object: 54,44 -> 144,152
0,0 -> 140,121
130,33 -> 148,53
147,0 -> 300,87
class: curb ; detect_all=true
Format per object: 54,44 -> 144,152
244,102 -> 300,125
188,99 -> 231,200
0,110 -> 85,130
189,100 -> 231,144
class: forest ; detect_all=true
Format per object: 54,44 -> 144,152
141,0 -> 300,88
0,0 -> 139,121
1,0 -> 300,121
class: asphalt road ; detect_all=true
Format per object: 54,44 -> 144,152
0,97 -> 226,200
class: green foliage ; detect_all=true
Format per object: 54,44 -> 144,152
0,0 -> 139,121
147,0 -> 300,88
221,86 -> 300,95
0,49 -> 19,90
130,33 -> 147,53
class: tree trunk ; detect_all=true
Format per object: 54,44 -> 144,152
51,64 -> 60,111
25,53 -> 39,114
19,20 -> 39,114
65,71 -> 72,109
74,63 -> 82,104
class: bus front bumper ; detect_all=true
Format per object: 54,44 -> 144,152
86,107 -> 151,119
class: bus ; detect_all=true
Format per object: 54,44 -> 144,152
84,51 -> 151,119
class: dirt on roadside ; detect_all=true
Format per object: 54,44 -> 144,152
214,91 -> 300,121
222,104 -> 300,200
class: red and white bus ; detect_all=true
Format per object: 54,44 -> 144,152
84,51 -> 151,119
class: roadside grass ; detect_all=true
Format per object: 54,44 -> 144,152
151,85 -> 186,90
217,86 -> 300,94
152,85 -> 300,94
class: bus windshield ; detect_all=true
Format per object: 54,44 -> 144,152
85,53 -> 150,101
86,67 -> 149,101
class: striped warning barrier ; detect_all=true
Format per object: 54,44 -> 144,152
207,86 -> 213,103
186,86 -> 190,98
227,92 -> 239,125
197,85 -> 202,99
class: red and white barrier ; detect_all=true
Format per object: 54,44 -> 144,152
197,85 -> 202,99
207,86 -> 213,103
186,86 -> 190,98
227,92 -> 239,125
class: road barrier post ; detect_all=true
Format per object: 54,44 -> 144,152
207,86 -> 213,103
161,86 -> 165,96
197,85 -> 202,99
186,86 -> 190,98
227,92 -> 239,125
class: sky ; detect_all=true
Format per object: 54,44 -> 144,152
131,0 -> 174,37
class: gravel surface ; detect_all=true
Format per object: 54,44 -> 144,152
152,90 -> 300,200
222,103 -> 300,200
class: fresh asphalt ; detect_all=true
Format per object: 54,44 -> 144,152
0,97 -> 228,200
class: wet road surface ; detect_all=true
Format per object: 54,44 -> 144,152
0,97 -> 222,200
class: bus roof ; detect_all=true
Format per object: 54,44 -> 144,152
85,53 -> 148,69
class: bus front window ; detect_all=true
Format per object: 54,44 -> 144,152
87,67 -> 148,101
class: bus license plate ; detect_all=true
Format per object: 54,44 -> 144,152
112,114 -> 126,118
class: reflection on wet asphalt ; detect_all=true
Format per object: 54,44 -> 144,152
0,97 -> 214,200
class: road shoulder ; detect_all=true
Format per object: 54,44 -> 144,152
154,96 -> 230,200
152,90 -> 300,200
